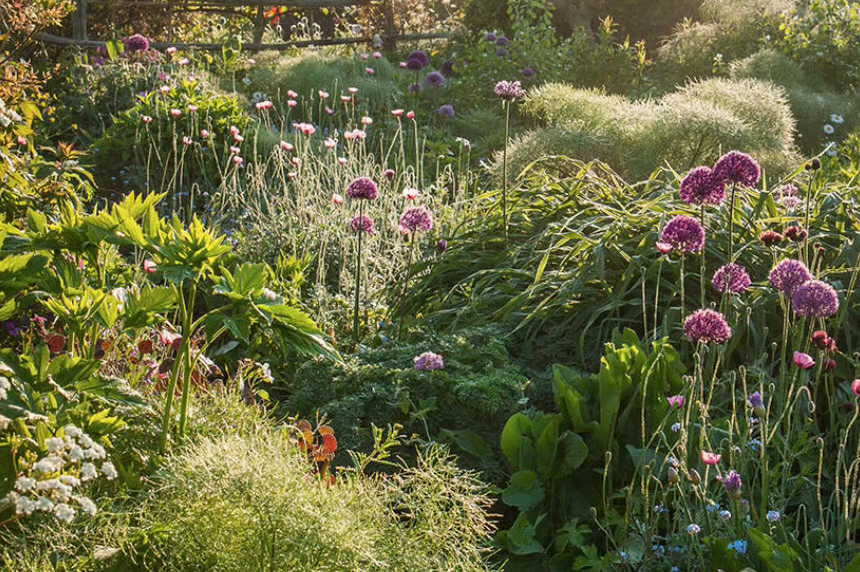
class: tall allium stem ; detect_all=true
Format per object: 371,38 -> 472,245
804,168 -> 816,263
680,255 -> 686,330
653,257 -> 663,341
700,205 -> 706,309
502,100 -> 511,244
413,116 -> 420,191
728,182 -> 736,262
353,201 -> 364,342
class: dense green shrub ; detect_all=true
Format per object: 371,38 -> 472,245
285,326 -> 529,465
511,78 -> 799,181
730,48 -> 858,152
655,0 -> 792,85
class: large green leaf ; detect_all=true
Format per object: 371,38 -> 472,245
502,470 -> 545,511
501,413 -> 533,470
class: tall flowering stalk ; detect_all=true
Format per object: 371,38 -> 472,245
398,206 -> 434,319
347,177 -> 378,342
494,80 -> 525,244
680,165 -> 725,308
713,151 -> 760,263
658,215 -> 705,336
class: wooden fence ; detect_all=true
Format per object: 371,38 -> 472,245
60,0 -> 452,52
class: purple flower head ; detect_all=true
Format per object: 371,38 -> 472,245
748,391 -> 764,409
407,50 -> 429,67
425,71 -> 445,87
522,67 -> 536,78
485,32 -> 497,42
408,82 -> 424,93
414,351 -> 444,371
714,151 -> 761,187
775,183 -> 798,198
684,309 -> 732,344
438,104 -> 455,118
494,80 -> 525,101
399,207 -> 434,233
346,177 -> 379,200
792,280 -> 839,317
441,59 -> 456,77
350,215 -> 374,234
496,48 -> 509,57
667,395 -> 685,408
680,166 -> 726,205
436,239 -> 448,253
495,36 -> 510,47
384,168 -> 396,181
406,58 -> 425,71
718,470 -> 743,499
124,33 -> 150,53
660,215 -> 705,253
712,263 -> 751,294
5,321 -> 22,337
769,259 -> 811,294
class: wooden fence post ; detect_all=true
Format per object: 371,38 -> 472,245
382,0 -> 396,52
253,4 -> 267,44
72,0 -> 87,41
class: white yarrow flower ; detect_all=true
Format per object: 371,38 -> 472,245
81,462 -> 98,481
77,496 -> 98,516
63,425 -> 83,438
101,461 -> 118,480
69,445 -> 85,461
15,476 -> 37,492
53,502 -> 76,523
35,496 -> 55,512
34,456 -> 64,473
46,437 -> 65,452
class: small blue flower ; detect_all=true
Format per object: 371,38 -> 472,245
719,510 -> 732,520
767,510 -> 781,522
748,438 -> 762,452
671,567 -> 680,572
687,524 -> 701,535
728,539 -> 748,554
706,503 -> 720,513
671,422 -> 681,432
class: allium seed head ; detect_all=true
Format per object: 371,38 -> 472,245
684,309 -> 732,344
792,280 -> 839,317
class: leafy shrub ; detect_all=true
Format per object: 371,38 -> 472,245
286,326 -> 529,467
655,0 -> 791,85
730,48 -> 858,152
511,78 -> 800,181
775,0 -> 860,92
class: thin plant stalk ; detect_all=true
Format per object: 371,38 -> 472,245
502,100 -> 511,244
728,183 -> 736,262
353,200 -> 364,343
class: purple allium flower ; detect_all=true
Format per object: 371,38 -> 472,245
775,183 -> 798,198
522,67 -> 536,78
494,80 -> 525,100
346,177 -> 379,200
407,50 -> 429,67
680,166 -> 726,205
495,36 -> 510,47
441,59 -> 456,77
684,309 -> 732,344
713,150 -> 761,187
414,351 -> 444,371
399,207 -> 434,233
124,33 -> 150,53
485,32 -> 497,42
660,215 -> 705,253
384,168 -> 396,181
436,239 -> 448,253
425,71 -> 445,87
438,104 -> 455,117
350,215 -> 374,234
719,470 -> 743,499
496,48 -> 509,57
792,280 -> 839,317
769,259 -> 811,294
712,263 -> 751,294
406,58 -> 425,71
408,82 -> 424,93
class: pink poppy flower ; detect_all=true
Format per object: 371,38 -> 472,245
392,109 -> 404,116
852,379 -> 860,396
287,90 -> 298,98
200,129 -> 210,138
701,451 -> 722,465
407,111 -> 415,119
667,395 -> 685,408
793,351 -> 815,369
332,193 -> 344,205
143,260 -> 158,273
280,141 -> 294,151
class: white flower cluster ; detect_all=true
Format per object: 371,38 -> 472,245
0,375 -> 10,400
0,98 -> 22,128
3,424 -> 116,523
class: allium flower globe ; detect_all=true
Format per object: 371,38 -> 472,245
407,50 -> 429,68
494,80 -> 525,100
124,33 -> 150,53
425,71 -> 445,87
399,207 -> 434,233
441,59 -> 456,76
713,150 -> 761,187
769,259 -> 812,294
792,280 -> 839,317
346,177 -> 378,200
680,166 -> 725,205
414,352 -> 444,371
438,104 -> 455,117
350,215 -> 374,234
712,263 -> 751,294
718,470 -> 743,499
684,309 -> 732,344
659,215 -> 705,253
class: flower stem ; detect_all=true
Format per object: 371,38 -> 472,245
728,183 -> 736,262
502,101 -> 510,245
353,201 -> 364,343
700,204 -> 706,309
